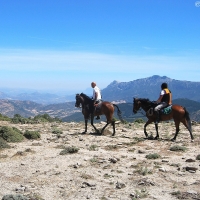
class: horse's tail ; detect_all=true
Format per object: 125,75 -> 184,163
184,107 -> 192,133
113,104 -> 125,123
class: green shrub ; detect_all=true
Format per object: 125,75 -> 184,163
0,113 -> 11,121
24,130 -> 41,139
0,137 -> 10,149
11,113 -> 62,124
137,166 -> 153,176
11,114 -> 31,124
89,144 -> 98,151
60,146 -> 79,155
170,145 -> 187,152
2,194 -> 28,200
146,153 -> 161,159
52,128 -> 63,135
0,126 -> 24,142
33,114 -> 62,123
196,154 -> 200,160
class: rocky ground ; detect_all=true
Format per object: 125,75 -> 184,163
0,120 -> 200,200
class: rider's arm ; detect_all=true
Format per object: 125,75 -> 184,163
156,95 -> 163,103
169,92 -> 172,105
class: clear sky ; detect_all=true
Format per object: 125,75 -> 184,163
0,0 -> 200,94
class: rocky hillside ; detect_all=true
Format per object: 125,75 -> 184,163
0,120 -> 200,200
1,98 -> 200,122
0,99 -> 78,119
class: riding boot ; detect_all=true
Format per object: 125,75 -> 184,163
155,110 -> 160,124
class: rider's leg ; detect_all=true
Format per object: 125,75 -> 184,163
154,102 -> 167,124
154,104 -> 162,124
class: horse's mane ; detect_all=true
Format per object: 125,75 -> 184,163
80,93 -> 93,103
138,98 -> 149,100
136,98 -> 153,106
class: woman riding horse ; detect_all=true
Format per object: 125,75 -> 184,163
133,98 -> 194,141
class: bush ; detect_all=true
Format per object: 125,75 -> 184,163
11,113 -> 62,124
2,194 -> 28,200
11,114 -> 31,124
170,145 -> 187,152
146,153 -> 161,159
60,146 -> 79,155
0,126 -> 24,142
52,128 -> 63,135
33,114 -> 62,123
0,137 -> 10,149
24,130 -> 41,139
0,113 -> 11,121
196,154 -> 200,160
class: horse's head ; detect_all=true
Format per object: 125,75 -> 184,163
133,98 -> 141,114
133,98 -> 152,113
75,94 -> 83,108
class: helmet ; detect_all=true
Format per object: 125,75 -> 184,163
161,82 -> 168,89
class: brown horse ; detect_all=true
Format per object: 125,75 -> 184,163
133,98 -> 194,141
75,93 -> 124,136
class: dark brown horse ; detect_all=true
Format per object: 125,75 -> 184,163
133,98 -> 194,141
75,93 -> 124,136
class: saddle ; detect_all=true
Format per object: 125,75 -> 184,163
147,104 -> 172,116
94,100 -> 102,112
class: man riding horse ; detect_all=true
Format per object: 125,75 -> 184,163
91,82 -> 102,120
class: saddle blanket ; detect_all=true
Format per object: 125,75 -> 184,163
161,105 -> 172,115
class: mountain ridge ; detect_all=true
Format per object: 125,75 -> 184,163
1,75 -> 200,122
101,75 -> 200,102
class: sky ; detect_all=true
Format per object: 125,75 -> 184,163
0,0 -> 200,94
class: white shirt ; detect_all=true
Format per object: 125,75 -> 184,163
93,86 -> 101,100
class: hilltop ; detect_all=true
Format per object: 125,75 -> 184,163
0,120 -> 200,200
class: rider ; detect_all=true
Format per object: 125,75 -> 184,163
154,82 -> 172,124
91,82 -> 102,120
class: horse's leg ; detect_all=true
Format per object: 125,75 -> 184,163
181,119 -> 194,141
101,122 -> 110,135
83,119 -> 88,134
91,115 -> 100,134
154,123 -> 159,140
171,120 -> 180,141
111,121 -> 115,136
144,119 -> 153,138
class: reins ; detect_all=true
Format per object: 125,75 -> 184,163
135,99 -> 155,116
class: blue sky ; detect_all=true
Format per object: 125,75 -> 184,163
0,0 -> 200,94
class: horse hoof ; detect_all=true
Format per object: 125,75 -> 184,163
191,139 -> 194,143
154,137 -> 159,140
148,135 -> 154,140
171,138 -> 176,142
82,131 -> 87,134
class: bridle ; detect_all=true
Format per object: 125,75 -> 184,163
133,99 -> 153,116
75,94 -> 83,108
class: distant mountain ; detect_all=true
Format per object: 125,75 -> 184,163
101,75 -> 200,102
0,91 -> 75,104
0,99 -> 77,119
1,75 -> 200,122
1,98 -> 200,122
1,75 -> 200,104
